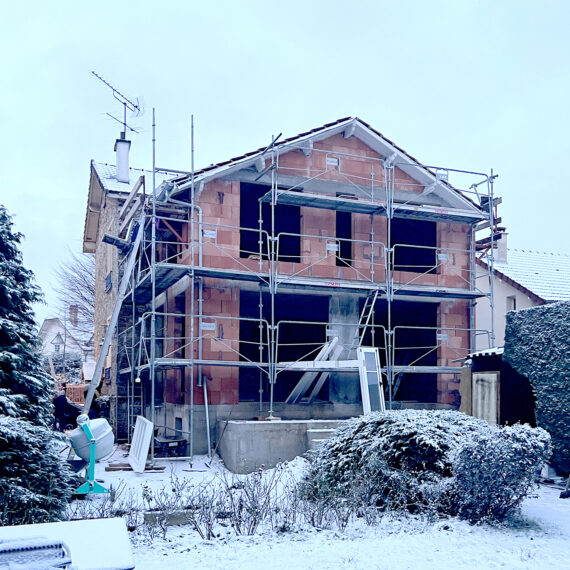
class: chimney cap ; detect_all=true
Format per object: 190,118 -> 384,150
114,137 -> 131,152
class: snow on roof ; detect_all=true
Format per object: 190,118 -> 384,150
92,162 -> 175,194
493,249 -> 570,302
468,347 -> 504,358
38,317 -> 93,351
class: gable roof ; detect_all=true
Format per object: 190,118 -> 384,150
91,162 -> 174,194
84,161 -> 175,252
167,116 -> 485,215
481,249 -> 570,302
39,317 -> 93,351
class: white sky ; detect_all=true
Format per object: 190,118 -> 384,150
1,1 -> 569,324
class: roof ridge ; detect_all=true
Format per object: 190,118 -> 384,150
507,248 -> 570,257
93,161 -> 160,175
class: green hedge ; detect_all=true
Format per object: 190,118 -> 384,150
503,302 -> 570,474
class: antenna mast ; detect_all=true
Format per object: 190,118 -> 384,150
92,71 -> 143,137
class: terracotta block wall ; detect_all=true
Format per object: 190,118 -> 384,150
162,278 -> 240,406
437,299 -> 471,407
174,137 -> 474,294
160,134 -> 477,410
436,222 -> 471,290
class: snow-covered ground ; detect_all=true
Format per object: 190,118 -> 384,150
91,451 -> 569,570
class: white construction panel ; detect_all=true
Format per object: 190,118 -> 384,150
128,416 -> 153,473
357,347 -> 386,414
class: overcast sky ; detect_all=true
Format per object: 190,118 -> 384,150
1,0 -> 569,325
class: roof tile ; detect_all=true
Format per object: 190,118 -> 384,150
493,249 -> 570,302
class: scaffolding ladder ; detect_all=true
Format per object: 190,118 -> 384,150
349,289 -> 380,351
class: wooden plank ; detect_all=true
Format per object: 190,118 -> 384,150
285,337 -> 339,403
475,217 -> 502,231
475,232 -> 504,247
307,344 -> 344,402
119,195 -> 143,236
105,463 -> 165,472
119,176 -> 144,220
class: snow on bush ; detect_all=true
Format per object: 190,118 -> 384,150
451,424 -> 551,522
503,301 -> 570,474
299,410 -> 550,523
0,205 -> 75,525
0,416 -> 75,525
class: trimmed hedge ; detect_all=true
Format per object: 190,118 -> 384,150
300,410 -> 550,523
503,302 -> 570,474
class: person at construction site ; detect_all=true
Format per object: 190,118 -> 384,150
84,387 -> 101,420
52,385 -> 80,431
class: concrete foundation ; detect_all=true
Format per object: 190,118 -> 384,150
217,419 -> 344,474
214,401 -> 454,473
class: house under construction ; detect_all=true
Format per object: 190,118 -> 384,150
83,117 -> 500,470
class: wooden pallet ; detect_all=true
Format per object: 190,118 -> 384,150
105,462 -> 166,472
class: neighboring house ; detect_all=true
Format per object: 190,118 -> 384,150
475,240 -> 570,350
84,117 -> 498,464
38,315 -> 94,382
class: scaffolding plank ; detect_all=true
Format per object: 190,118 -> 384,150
390,365 -> 462,374
135,264 -> 269,302
278,360 -> 359,372
132,263 -> 485,301
125,361 -> 464,375
266,190 -> 485,223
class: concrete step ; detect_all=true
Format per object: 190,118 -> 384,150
308,438 -> 330,451
307,427 -> 336,449
305,419 -> 345,431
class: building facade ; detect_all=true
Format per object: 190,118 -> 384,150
84,117 -> 497,453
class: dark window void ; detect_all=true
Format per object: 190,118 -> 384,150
336,210 -> 352,267
390,218 -> 436,273
156,219 -> 184,263
239,291 -> 329,402
360,299 -> 438,402
240,182 -> 301,262
172,293 -> 186,359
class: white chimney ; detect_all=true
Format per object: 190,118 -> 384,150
496,233 -> 508,264
114,133 -> 131,183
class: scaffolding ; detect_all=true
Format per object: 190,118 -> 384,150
85,119 -> 501,458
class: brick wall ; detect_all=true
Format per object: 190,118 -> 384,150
93,193 -> 121,396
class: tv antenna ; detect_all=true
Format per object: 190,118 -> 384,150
92,70 -> 144,135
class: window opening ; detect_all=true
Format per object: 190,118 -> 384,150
175,417 -> 183,438
506,295 -> 517,312
390,218 -> 436,273
240,182 -> 301,262
336,207 -> 352,267
239,291 -> 328,401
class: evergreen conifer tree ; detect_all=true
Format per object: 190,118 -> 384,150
0,205 -> 74,525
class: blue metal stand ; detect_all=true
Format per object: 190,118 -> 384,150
74,420 -> 109,495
